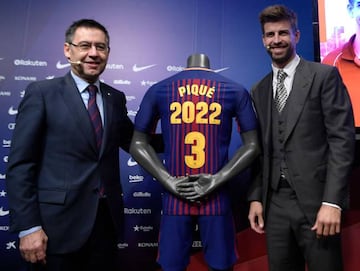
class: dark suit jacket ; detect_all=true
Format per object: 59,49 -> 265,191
248,59 -> 355,224
6,72 -> 134,253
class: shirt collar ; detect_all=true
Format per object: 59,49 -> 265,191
271,54 -> 300,78
70,71 -> 101,94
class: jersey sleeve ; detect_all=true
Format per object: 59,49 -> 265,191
134,87 -> 159,133
235,87 -> 257,132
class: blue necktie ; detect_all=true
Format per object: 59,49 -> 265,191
87,85 -> 103,150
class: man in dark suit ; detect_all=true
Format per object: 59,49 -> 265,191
6,19 -> 133,271
247,5 -> 355,271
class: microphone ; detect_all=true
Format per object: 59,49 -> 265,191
67,59 -> 82,65
266,45 -> 272,50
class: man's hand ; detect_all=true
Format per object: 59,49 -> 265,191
19,229 -> 48,264
248,201 -> 265,234
311,204 -> 341,238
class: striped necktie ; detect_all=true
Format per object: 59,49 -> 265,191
275,70 -> 288,113
87,84 -> 103,150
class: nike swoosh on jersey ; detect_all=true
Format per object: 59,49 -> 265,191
132,64 -> 156,72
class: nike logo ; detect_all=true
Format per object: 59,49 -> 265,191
132,64 -> 156,72
214,67 -> 229,73
0,174 -> 5,179
0,75 -> 5,81
0,207 -> 9,216
56,61 -> 70,69
8,106 -> 18,115
127,157 -> 138,167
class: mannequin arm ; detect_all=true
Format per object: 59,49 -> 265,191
177,129 -> 260,200
129,130 -> 192,197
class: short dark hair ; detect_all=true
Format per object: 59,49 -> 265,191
259,5 -> 298,34
65,19 -> 110,45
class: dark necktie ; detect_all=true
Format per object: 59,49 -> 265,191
87,85 -> 103,150
275,70 -> 288,112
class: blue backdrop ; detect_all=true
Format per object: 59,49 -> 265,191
0,0 -> 314,270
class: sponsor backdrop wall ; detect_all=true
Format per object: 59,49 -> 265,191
0,0 -> 313,270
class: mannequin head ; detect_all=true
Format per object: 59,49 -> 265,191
186,53 -> 210,68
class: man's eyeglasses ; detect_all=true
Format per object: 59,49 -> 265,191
68,42 -> 109,52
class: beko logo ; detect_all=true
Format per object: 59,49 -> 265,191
129,175 -> 144,183
14,59 -> 47,66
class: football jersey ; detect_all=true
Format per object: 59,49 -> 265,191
134,68 -> 257,215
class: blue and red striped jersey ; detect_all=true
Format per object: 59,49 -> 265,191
134,69 -> 257,215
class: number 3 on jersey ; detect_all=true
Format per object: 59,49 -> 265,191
185,131 -> 205,168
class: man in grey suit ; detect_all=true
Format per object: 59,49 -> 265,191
247,5 -> 355,271
6,19 -> 134,271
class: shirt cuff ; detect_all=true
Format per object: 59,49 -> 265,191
19,226 -> 42,238
322,202 -> 342,211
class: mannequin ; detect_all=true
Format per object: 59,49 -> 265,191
186,53 -> 210,68
130,53 -> 260,271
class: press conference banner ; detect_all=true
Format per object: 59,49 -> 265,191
0,0 -> 314,270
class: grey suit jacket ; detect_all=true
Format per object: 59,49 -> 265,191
6,72 -> 134,253
248,59 -> 355,224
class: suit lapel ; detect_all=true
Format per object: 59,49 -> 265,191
257,74 -> 274,148
99,83 -> 113,156
61,73 -> 99,154
284,60 -> 313,142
